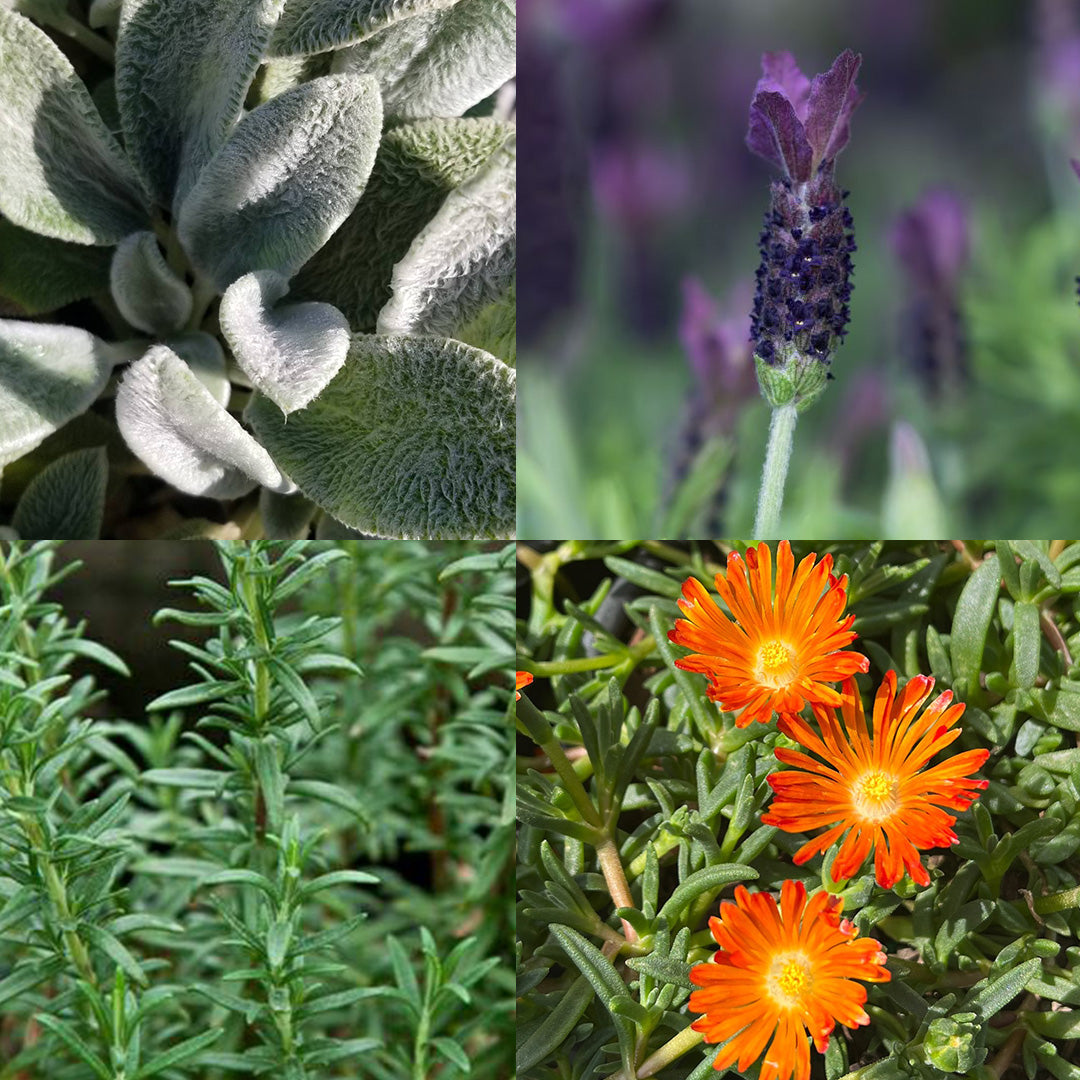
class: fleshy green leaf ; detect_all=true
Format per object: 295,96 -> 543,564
110,231 -> 193,334
246,335 -> 515,538
270,0 -> 459,57
115,0 -> 286,208
0,9 -> 149,243
177,73 -> 382,290
951,554 -> 1001,699
115,344 -> 294,498
0,218 -> 113,315
220,270 -> 349,414
0,319 -> 117,466
10,446 -> 108,539
292,116 -> 509,330
377,134 -> 515,338
332,0 -> 516,120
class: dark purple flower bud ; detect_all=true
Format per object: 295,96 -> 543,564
889,188 -> 970,393
746,50 -> 863,182
746,51 -> 863,412
749,173 -> 856,374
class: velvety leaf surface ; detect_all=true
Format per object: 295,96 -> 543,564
377,134 -> 514,337
270,0 -> 460,57
110,231 -> 193,335
246,335 -> 515,538
0,218 -> 112,315
115,345 -> 293,499
332,0 -> 515,119
176,73 -> 382,291
291,116 -> 508,330
454,280 -> 515,365
165,332 -> 230,406
0,9 -> 149,243
11,446 -> 108,539
219,270 -> 349,414
0,319 -> 116,466
116,0 -> 286,209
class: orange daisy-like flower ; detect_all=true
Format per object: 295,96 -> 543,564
515,671 -> 534,700
762,671 -> 991,888
689,880 -> 890,1080
668,541 -> 869,727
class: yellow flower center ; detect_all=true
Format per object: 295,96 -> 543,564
767,953 -> 813,1006
853,770 -> 900,820
755,640 -> 796,688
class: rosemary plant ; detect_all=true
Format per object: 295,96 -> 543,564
0,539 -> 513,1079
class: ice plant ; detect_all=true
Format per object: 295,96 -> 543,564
688,880 -> 890,1080
763,671 -> 991,887
745,50 -> 863,534
516,671 -> 534,699
668,540 -> 869,727
889,188 -> 970,395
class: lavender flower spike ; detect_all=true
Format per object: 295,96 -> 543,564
746,50 -> 863,412
746,49 -> 862,537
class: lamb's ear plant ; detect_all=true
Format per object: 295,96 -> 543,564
0,0 -> 516,540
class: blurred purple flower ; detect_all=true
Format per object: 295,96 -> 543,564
663,278 -> 758,532
591,141 -> 692,232
552,0 -> 675,52
747,51 -> 863,386
1037,0 -> 1080,135
890,188 -> 969,292
889,188 -> 970,393
679,277 -> 756,402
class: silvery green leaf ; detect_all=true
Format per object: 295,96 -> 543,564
315,513 -> 371,539
251,53 -> 331,105
110,232 -> 193,335
176,73 -> 383,291
260,488 -> 316,540
377,134 -> 514,337
219,270 -> 349,415
0,320 -> 117,466
116,0 -> 286,209
332,0 -> 515,119
0,9 -> 149,244
11,446 -> 108,539
292,116 -> 508,330
116,345 -> 293,499
166,332 -> 230,407
88,0 -> 121,29
455,280 -> 515,365
246,334 -> 514,539
0,218 -> 112,315
270,0 -> 459,57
